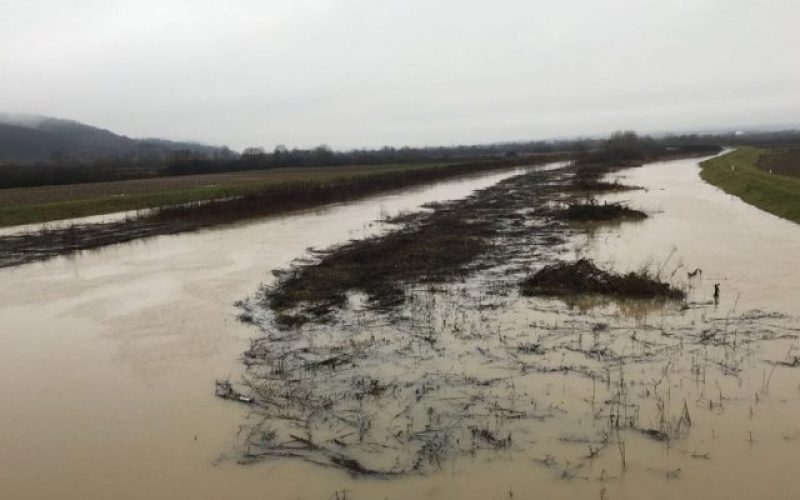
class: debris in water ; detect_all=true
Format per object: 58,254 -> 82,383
215,380 -> 252,403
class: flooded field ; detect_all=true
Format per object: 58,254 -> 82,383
1,157 -> 799,499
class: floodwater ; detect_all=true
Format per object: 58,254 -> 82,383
586,155 -> 800,316
1,157 -> 799,499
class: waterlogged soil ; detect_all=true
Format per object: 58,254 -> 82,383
1,157 -> 800,499
758,149 -> 800,177
261,165 -> 577,328
232,165 -> 582,472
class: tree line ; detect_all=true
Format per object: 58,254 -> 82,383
1,130 -> 798,189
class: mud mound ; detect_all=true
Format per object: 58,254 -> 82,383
265,212 -> 490,327
560,202 -> 646,221
758,149 -> 800,177
520,259 -> 684,300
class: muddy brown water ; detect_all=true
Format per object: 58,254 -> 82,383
586,156 -> 800,315
1,157 -> 799,499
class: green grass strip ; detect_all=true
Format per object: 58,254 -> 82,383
699,147 -> 800,224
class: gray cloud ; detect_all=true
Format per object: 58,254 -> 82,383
1,0 -> 798,150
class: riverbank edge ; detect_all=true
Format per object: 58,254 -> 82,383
0,155 -> 564,268
699,148 -> 800,224
0,158 -> 544,228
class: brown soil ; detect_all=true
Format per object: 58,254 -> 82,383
757,149 -> 800,177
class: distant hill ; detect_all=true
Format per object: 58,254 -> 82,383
0,113 -> 227,163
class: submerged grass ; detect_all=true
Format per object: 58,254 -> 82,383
700,148 -> 800,224
265,212 -> 490,327
264,157 -> 674,329
227,153 -> 798,479
261,164 -> 576,328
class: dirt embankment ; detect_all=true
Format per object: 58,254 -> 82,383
700,148 -> 800,224
757,149 -> 800,177
0,155 -> 564,269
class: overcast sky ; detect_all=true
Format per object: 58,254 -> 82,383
1,0 -> 798,150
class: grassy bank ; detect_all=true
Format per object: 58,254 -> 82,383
0,155 -> 562,268
699,148 -> 800,224
0,163 -> 456,227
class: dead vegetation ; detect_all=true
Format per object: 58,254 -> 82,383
757,148 -> 800,177
559,202 -> 647,222
568,162 -> 643,193
220,157 -> 799,481
520,259 -> 685,300
261,161 -> 578,328
264,209 -> 491,328
228,272 -> 798,477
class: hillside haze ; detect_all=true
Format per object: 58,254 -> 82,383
0,113 -> 226,163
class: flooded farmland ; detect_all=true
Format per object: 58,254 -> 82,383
1,157 -> 799,499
